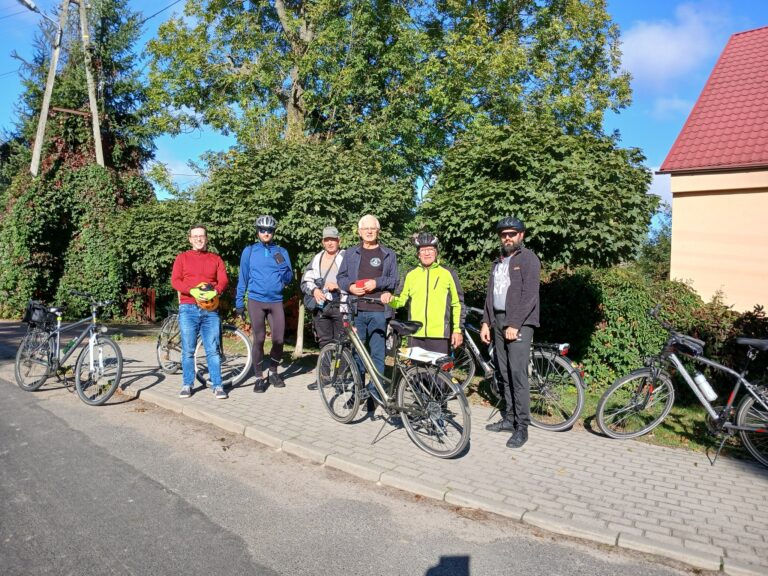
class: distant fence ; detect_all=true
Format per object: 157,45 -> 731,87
125,288 -> 156,322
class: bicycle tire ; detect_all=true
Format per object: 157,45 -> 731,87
450,345 -> 476,391
15,329 -> 52,391
736,387 -> 768,468
317,344 -> 361,423
194,325 -> 252,387
398,366 -> 471,458
596,368 -> 675,439
529,351 -> 585,431
156,315 -> 181,374
74,335 -> 123,406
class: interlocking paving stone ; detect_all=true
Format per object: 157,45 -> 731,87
3,336 -> 768,574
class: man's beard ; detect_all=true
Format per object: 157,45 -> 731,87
501,241 -> 520,256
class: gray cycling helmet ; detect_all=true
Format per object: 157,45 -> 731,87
414,232 -> 439,251
255,215 -> 277,231
496,216 -> 526,232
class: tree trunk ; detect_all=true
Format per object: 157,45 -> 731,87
292,301 -> 305,358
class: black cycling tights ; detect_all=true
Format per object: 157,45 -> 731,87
247,301 -> 285,376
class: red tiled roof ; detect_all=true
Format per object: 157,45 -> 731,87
660,26 -> 768,173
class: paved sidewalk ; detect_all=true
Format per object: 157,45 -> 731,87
3,337 -> 767,575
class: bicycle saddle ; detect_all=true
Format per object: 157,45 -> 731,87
735,337 -> 768,352
390,320 -> 422,337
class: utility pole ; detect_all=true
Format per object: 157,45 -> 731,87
19,0 -> 105,176
78,0 -> 104,168
22,0 -> 69,177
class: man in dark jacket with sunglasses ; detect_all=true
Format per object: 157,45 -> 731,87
481,216 -> 540,448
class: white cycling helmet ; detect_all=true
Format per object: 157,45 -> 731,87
255,215 -> 277,231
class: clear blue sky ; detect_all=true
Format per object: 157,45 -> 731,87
2,0 -> 767,201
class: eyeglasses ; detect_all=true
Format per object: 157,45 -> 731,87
419,247 -> 437,253
359,227 -> 378,232
258,228 -> 275,234
500,231 -> 520,239
189,235 -> 207,239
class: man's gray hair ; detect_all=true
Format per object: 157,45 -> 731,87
358,214 -> 380,229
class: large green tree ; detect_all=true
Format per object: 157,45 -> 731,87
146,0 -> 629,177
419,118 -> 654,268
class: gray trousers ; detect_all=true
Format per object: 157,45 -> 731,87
493,312 -> 533,428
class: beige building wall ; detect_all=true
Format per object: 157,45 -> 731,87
670,169 -> 768,312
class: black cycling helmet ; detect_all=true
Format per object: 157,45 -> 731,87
254,215 -> 277,231
496,216 -> 526,232
414,232 -> 439,252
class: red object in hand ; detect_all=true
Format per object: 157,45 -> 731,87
355,279 -> 369,288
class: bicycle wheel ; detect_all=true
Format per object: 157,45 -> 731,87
156,315 -> 181,374
195,325 -> 252,387
529,350 -> 585,431
317,345 -> 361,423
74,336 -> 123,406
736,387 -> 768,468
450,345 -> 476,391
15,329 -> 52,391
596,368 -> 675,439
398,366 -> 471,458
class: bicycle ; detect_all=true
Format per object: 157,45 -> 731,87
156,312 -> 252,387
316,296 -> 471,459
595,307 -> 768,467
15,291 -> 123,406
450,307 -> 585,431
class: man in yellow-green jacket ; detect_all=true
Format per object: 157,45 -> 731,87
381,232 -> 465,355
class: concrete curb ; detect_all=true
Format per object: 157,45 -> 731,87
522,511 -> 618,546
617,533 -> 723,572
722,558 -> 768,576
325,454 -> 386,483
444,490 -> 527,522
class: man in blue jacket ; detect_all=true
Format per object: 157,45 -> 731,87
236,215 -> 293,393
337,214 -> 399,410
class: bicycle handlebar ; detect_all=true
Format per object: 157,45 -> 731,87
69,290 -> 113,309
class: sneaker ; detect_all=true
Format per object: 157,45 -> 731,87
179,386 -> 192,398
485,417 -> 515,433
506,427 -> 529,449
253,378 -> 267,393
306,381 -> 318,391
269,372 -> 285,388
213,387 -> 228,399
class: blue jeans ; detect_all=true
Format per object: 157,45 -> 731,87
353,311 -> 387,381
178,304 -> 222,388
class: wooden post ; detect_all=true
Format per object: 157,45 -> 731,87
29,0 -> 70,176
78,0 -> 104,167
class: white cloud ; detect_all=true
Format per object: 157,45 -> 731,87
620,3 -> 729,92
650,96 -> 694,119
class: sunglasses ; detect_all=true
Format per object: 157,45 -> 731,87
500,231 -> 520,238
258,228 -> 275,234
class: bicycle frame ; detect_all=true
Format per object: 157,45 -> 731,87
663,349 -> 768,433
43,307 -> 104,373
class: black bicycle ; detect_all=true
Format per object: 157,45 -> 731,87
15,291 -> 123,406
316,296 -> 471,459
450,307 -> 585,431
596,307 -> 768,467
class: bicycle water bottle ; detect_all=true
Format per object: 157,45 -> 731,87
63,338 -> 77,354
693,371 -> 717,402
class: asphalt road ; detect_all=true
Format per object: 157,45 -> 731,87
0,376 -> 706,576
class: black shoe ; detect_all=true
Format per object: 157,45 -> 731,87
269,372 -> 285,388
253,378 -> 268,393
485,418 -> 516,433
506,427 -> 528,449
307,381 -> 318,391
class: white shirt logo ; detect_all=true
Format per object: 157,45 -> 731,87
370,257 -> 382,268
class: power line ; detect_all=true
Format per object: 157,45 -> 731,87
0,69 -> 20,78
0,10 -> 27,21
139,0 -> 184,26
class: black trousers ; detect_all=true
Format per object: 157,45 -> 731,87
408,337 -> 450,355
312,303 -> 343,349
493,312 -> 534,428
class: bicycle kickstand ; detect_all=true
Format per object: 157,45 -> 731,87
706,435 -> 729,467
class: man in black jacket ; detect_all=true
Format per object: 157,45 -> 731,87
480,216 -> 540,448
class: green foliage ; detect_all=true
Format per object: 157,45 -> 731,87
420,119 -> 655,267
636,203 -> 671,281
147,0 -> 630,177
192,142 -> 415,271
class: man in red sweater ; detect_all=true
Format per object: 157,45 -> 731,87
171,225 -> 229,399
